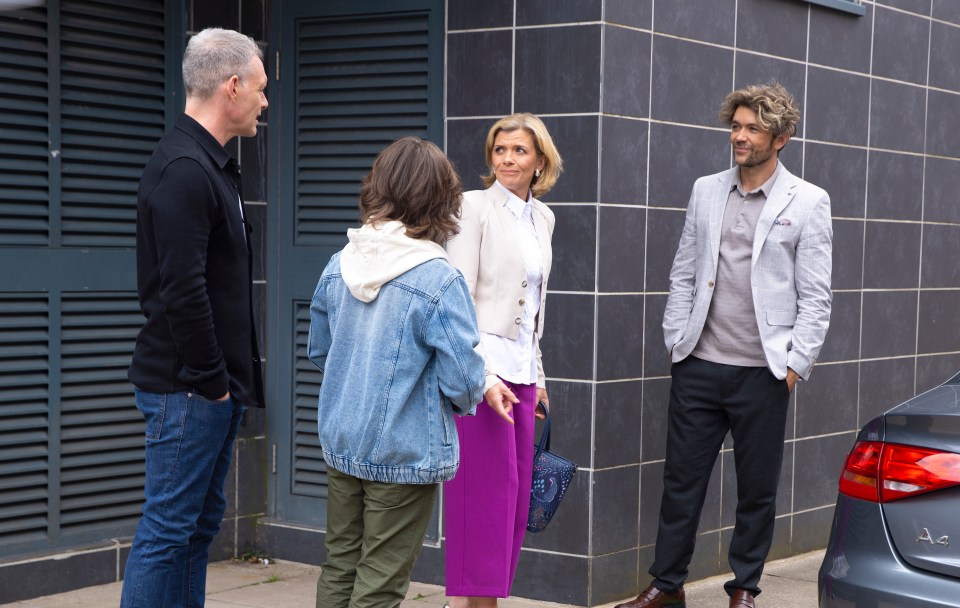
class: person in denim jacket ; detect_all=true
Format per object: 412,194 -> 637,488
309,137 -> 486,608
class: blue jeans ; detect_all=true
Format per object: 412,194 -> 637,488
121,389 -> 244,608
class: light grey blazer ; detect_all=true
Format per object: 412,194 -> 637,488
662,164 -> 833,380
446,186 -> 555,391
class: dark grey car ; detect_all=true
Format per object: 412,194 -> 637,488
818,374 -> 960,607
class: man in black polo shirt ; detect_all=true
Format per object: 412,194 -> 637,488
123,28 -> 267,608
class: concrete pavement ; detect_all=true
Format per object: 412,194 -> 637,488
1,549 -> 824,608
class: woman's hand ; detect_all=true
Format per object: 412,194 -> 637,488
535,387 -> 549,420
485,382 -> 519,424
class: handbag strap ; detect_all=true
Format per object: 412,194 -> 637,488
534,401 -> 551,457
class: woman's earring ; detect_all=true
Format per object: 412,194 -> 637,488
535,168 -> 541,178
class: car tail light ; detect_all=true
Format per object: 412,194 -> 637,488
839,441 -> 960,503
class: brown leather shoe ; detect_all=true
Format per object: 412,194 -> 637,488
614,583 -> 686,608
729,589 -> 756,608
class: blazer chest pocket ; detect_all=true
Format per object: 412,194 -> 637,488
766,309 -> 797,327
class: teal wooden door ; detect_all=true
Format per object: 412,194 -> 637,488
267,0 -> 445,526
0,0 -> 182,558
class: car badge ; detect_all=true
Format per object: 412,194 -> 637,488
917,528 -> 949,547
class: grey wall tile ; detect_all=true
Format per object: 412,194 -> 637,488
597,295 -> 644,380
791,507 -> 835,554
872,6 -> 930,85
448,0 -> 513,30
651,37 -> 733,127
737,0 -> 809,60
930,22 -> 960,91
830,219 -> 864,291
917,353 -> 960,391
590,550 -> 641,606
933,0 -> 960,24
446,118 -> 493,192
793,433 -> 856,511
687,530 -> 722,581
862,221 -> 921,289
240,131 -> 267,202
598,205 -> 646,293
606,0 -> 652,28
512,548 -> 589,605
541,293 -> 596,380
447,31 -> 512,118
603,26 -> 651,118
524,465 -> 590,554
543,380 -> 594,467
641,377 -> 670,462
648,123 -> 730,208
921,223 -> 960,288
805,67 -> 870,146
780,141 -> 804,176
193,0 -> 238,30
861,291 -> 919,358
809,4 -> 873,74
592,465 -> 641,554
924,157 -> 960,224
516,25 -> 601,114
927,90 -> 960,159
595,381 -> 643,468
870,80 -> 926,153
540,115 -> 600,202
653,0 -> 736,45
601,116 -> 648,205
639,461 -> 664,545
859,357 -> 917,423
818,290 -> 862,363
645,208 -> 686,292
734,55 -> 806,117
796,362 -> 859,437
517,0 -> 602,25
236,437 -> 268,515
643,295 -> 670,378
874,0 -> 931,15
867,151 -> 924,220
917,289 -> 960,354
550,205 -> 597,292
803,143 -> 866,220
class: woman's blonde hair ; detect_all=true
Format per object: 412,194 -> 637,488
481,113 -> 563,198
718,82 -> 800,141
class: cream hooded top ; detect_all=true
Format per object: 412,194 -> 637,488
340,220 -> 448,303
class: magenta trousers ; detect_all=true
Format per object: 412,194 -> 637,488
443,379 -> 537,598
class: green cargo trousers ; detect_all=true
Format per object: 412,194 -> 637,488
315,467 -> 439,608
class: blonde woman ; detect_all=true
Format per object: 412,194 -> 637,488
443,113 -> 563,607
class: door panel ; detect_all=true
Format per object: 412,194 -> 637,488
268,0 -> 444,525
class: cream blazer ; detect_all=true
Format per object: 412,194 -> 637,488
446,186 -> 555,391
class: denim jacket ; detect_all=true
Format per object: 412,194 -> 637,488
308,222 -> 486,484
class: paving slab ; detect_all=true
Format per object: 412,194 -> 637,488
1,550 -> 825,608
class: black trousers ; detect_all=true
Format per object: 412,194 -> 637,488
650,356 -> 790,597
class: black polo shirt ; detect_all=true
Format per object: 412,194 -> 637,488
128,114 -> 265,407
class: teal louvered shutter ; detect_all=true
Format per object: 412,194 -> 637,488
0,9 -> 49,246
271,0 -> 444,524
0,0 -> 174,559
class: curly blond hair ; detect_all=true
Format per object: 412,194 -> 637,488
718,82 -> 800,140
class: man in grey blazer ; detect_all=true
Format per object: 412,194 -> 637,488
617,83 -> 832,608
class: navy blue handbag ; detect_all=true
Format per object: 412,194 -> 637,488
527,403 -> 578,533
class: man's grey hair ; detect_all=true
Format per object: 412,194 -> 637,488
183,28 -> 262,100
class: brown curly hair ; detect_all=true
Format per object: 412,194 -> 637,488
719,82 -> 800,141
359,137 -> 463,244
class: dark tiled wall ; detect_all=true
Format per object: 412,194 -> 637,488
190,0 -> 270,563
446,0 -> 960,604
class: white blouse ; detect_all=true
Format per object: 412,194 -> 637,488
480,180 -> 543,386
